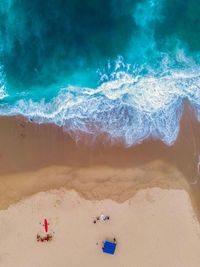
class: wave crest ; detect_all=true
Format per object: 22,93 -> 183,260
1,68 -> 200,146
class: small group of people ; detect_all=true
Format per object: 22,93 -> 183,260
36,234 -> 53,242
93,214 -> 110,224
36,218 -> 52,243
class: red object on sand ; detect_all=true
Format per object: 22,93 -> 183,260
43,218 -> 49,233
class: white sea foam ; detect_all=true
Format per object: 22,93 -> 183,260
0,85 -> 7,99
1,67 -> 200,146
0,68 -> 8,100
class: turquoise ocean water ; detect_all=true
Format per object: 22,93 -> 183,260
1,0 -> 200,145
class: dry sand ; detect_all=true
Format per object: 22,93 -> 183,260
0,188 -> 200,267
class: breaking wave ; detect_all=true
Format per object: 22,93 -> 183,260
1,66 -> 200,146
1,0 -> 200,146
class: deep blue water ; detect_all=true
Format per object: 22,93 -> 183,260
1,0 -> 200,145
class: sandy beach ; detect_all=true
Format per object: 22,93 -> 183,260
1,188 -> 200,267
0,104 -> 200,266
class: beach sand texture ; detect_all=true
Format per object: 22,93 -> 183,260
0,105 -> 200,210
1,188 -> 200,267
0,104 -> 200,266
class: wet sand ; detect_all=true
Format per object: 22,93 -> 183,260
0,161 -> 190,209
0,103 -> 200,212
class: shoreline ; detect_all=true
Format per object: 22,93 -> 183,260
0,103 -> 200,217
